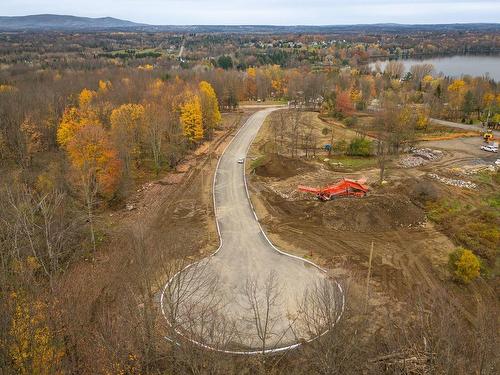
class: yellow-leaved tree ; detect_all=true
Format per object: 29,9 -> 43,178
98,79 -> 112,92
447,79 -> 467,118
199,81 -> 221,139
9,292 -> 64,375
246,67 -> 257,99
71,123 -> 120,251
110,103 -> 145,174
180,93 -> 204,142
57,88 -> 101,147
61,121 -> 121,253
78,88 -> 97,108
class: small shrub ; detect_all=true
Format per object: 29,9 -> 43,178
250,156 -> 266,171
344,116 -> 358,127
321,127 -> 330,135
333,139 -> 348,154
355,101 -> 366,111
448,248 -> 480,284
347,137 -> 372,157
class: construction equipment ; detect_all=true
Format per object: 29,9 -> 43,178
483,130 -> 494,143
298,178 -> 369,201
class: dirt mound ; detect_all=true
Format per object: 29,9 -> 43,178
255,154 -> 313,179
318,194 -> 426,232
263,189 -> 426,233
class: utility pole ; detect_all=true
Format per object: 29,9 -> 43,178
365,241 -> 374,313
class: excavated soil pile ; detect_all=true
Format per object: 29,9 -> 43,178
262,189 -> 426,233
318,195 -> 426,232
255,154 -> 313,179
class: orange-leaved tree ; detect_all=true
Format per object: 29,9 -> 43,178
180,93 -> 204,143
199,81 -> 221,139
336,91 -> 354,116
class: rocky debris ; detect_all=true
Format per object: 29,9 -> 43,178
399,148 -> 443,168
413,148 -> 443,160
268,185 -> 305,201
451,162 -> 498,176
126,203 -> 136,211
136,182 -> 154,193
428,173 -> 477,189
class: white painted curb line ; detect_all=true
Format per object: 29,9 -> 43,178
160,107 -> 345,355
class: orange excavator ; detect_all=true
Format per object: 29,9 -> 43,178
298,178 -> 369,201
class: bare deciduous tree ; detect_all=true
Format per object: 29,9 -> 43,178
243,271 -> 282,355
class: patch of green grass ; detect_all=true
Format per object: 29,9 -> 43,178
426,199 -> 464,222
474,171 -> 494,184
324,155 -> 377,171
250,156 -> 266,171
486,194 -> 500,209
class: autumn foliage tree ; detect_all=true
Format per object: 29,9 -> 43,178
20,116 -> 43,167
245,67 -> 257,100
335,91 -> 354,117
65,123 -> 121,252
180,93 -> 204,143
57,89 -> 121,252
110,103 -> 145,175
8,292 -> 64,375
199,81 -> 221,139
57,89 -> 101,148
447,79 -> 467,119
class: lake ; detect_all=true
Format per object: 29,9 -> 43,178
370,55 -> 500,81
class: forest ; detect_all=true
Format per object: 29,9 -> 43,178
1,29 -> 499,374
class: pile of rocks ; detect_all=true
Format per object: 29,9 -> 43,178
400,148 -> 443,168
428,173 -> 477,189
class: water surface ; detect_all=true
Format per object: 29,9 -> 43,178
370,55 -> 500,81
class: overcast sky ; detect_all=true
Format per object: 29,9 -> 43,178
1,0 -> 499,25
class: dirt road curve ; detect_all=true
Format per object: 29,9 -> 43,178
161,108 -> 341,353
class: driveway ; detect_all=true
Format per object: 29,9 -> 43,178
161,108 -> 342,353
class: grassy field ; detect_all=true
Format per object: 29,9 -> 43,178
323,155 -> 378,171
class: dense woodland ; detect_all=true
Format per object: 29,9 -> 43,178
0,30 -> 499,374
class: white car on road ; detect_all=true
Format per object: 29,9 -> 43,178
481,145 -> 498,153
237,158 -> 245,164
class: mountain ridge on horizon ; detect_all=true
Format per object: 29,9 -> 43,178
0,14 -> 499,32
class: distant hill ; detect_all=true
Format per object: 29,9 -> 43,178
0,14 -> 144,30
143,23 -> 500,34
0,14 -> 498,33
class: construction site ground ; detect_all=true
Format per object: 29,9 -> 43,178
60,107 -> 498,363
247,110 -> 499,338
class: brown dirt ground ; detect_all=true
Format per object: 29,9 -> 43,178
55,110 -> 255,370
247,110 -> 498,334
